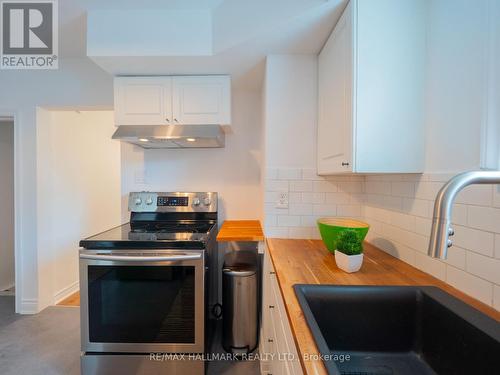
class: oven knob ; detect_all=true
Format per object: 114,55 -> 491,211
193,198 -> 201,206
145,197 -> 154,205
134,198 -> 142,206
203,197 -> 211,206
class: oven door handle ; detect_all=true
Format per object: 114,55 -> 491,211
79,253 -> 202,262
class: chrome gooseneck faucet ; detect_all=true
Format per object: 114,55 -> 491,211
428,170 -> 500,259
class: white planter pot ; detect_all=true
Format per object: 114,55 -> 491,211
334,251 -> 363,273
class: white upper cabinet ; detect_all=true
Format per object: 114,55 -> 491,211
317,0 -> 426,174
114,75 -> 231,126
114,77 -> 172,125
172,76 -> 231,125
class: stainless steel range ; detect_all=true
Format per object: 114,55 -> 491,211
79,192 -> 218,375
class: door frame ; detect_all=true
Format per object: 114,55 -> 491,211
0,111 -> 21,313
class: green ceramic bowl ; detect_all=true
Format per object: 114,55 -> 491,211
317,217 -> 370,253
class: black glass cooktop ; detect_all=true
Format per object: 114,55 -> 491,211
79,222 -> 215,249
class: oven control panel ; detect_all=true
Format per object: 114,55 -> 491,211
157,196 -> 189,207
128,192 -> 217,213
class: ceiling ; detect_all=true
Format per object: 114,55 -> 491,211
59,0 -> 347,89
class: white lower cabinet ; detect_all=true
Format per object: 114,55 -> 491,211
260,250 -> 303,375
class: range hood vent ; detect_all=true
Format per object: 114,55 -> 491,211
112,124 -> 225,149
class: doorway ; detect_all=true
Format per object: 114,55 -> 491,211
0,118 -> 15,302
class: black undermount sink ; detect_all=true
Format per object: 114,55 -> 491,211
294,285 -> 500,375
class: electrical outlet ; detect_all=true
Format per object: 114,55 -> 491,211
276,191 -> 289,209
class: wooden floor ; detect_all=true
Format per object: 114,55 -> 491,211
57,292 -> 80,307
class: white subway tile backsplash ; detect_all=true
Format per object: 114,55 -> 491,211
452,225 -> 494,257
423,173 -> 454,182
337,181 -> 364,193
277,215 -> 301,227
265,226 -> 289,238
364,206 -> 391,223
325,192 -> 351,204
311,226 -> 322,239
289,180 -> 313,192
443,246 -> 467,270
495,234 -> 500,259
415,217 -> 432,236
466,252 -> 500,285
266,179 -> 289,192
337,205 -> 362,217
265,214 -> 277,227
467,206 -> 500,233
289,227 -> 312,239
277,168 -> 301,180
382,224 -> 428,254
313,204 -> 337,216
365,181 -> 391,195
401,198 -> 431,218
264,203 -> 288,215
265,168 -> 278,180
301,216 -> 320,227
414,252 -> 446,280
401,174 -> 425,182
289,203 -> 313,216
302,192 -> 325,204
350,193 -> 365,204
264,191 -> 279,203
265,171 -> 500,311
313,180 -> 338,192
446,266 -> 493,306
391,182 -> 415,198
301,168 -> 323,180
390,211 -> 416,232
455,185 -> 493,207
451,204 -> 468,226
382,196 -> 403,211
414,181 -> 443,200
289,192 -> 302,204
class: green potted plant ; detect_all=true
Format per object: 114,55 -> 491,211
334,229 -> 364,273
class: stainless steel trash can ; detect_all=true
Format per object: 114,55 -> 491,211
222,251 -> 258,354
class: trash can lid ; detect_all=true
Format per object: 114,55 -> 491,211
222,264 -> 257,276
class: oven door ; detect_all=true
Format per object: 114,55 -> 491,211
79,249 -> 204,353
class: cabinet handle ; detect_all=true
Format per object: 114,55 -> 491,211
174,118 -> 179,123
269,305 -> 275,309
341,162 -> 350,166
269,271 -> 276,275
268,339 -> 274,343
165,118 -> 170,123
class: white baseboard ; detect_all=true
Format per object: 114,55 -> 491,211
53,280 -> 79,305
20,298 -> 38,314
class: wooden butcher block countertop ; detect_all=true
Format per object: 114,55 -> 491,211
216,220 -> 264,242
266,238 -> 500,375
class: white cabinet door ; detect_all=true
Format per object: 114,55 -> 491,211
114,77 -> 172,125
172,76 -> 231,125
317,1 -> 353,175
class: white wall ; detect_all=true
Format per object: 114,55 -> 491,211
0,58 -> 113,313
121,89 -> 263,223
37,110 -> 121,305
0,120 -> 15,292
264,55 -> 318,169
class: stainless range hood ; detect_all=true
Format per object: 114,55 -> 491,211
112,124 -> 225,149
